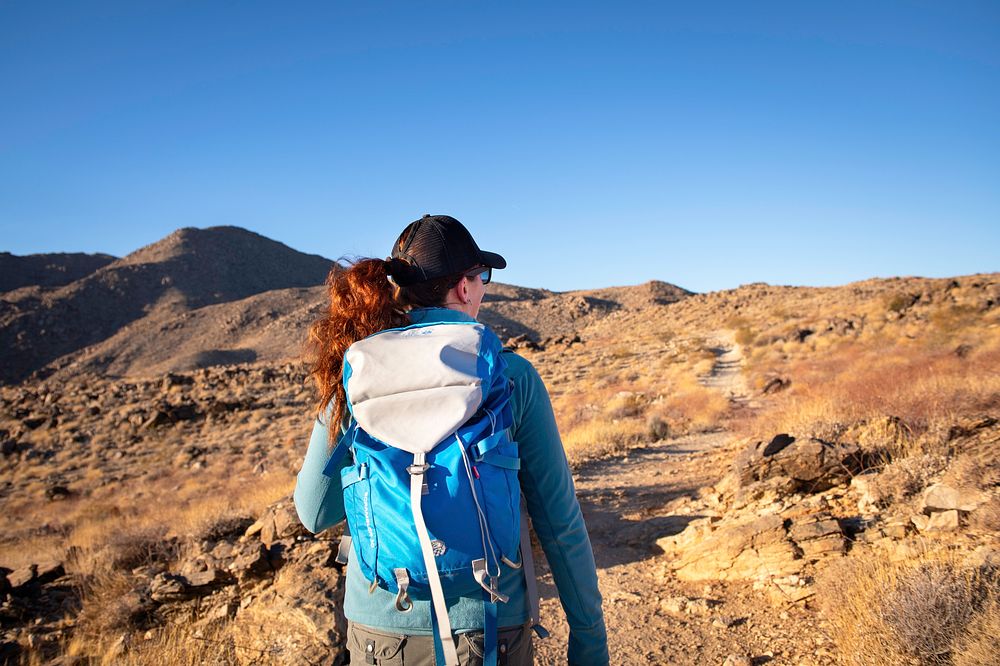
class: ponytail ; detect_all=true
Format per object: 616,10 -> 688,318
307,258 -> 409,431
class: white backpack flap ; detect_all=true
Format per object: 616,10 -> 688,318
345,323 -> 486,454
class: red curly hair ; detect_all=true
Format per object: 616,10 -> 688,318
307,257 -> 468,434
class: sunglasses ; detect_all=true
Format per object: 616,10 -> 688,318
465,267 -> 492,285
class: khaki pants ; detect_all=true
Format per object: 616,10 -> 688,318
346,621 -> 534,666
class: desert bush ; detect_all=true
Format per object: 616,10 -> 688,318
604,392 -> 647,419
79,622 -> 245,665
930,304 -> 981,335
819,550 -> 997,666
953,588 -> 1000,666
68,520 -> 174,580
885,292 -> 916,313
69,570 -> 148,658
647,416 -> 670,441
965,498 -> 1000,533
562,420 -> 646,462
866,453 -> 949,508
733,326 -> 755,346
849,415 -> 915,463
879,563 -> 979,664
650,384 -> 730,434
944,449 -> 1000,491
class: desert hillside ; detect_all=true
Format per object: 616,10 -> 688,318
1,228 -> 997,665
0,252 -> 117,292
0,227 -> 335,384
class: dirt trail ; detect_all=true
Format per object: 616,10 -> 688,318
532,431 -> 831,665
697,330 -> 751,406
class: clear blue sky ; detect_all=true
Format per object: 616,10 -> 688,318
2,2 -> 998,293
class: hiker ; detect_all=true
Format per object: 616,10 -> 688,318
293,215 -> 608,665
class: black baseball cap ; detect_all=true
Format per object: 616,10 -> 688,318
387,214 -> 506,287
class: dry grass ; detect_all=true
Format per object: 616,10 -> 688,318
953,588 -> 1000,666
14,470 -> 297,663
741,338 -> 1000,461
66,622 -> 243,665
562,420 -> 647,462
819,548 -> 999,666
550,335 -> 737,462
650,381 -> 731,434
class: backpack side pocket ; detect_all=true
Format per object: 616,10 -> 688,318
341,462 -> 378,582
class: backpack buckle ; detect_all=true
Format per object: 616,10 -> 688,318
406,462 -> 430,475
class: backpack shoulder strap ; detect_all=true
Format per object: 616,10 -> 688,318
321,419 -> 357,478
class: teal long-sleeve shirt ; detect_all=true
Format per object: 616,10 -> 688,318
293,307 -> 608,665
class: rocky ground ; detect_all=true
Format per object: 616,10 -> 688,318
2,228 -> 997,664
2,337 -> 995,664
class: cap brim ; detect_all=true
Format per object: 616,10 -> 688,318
479,250 -> 506,270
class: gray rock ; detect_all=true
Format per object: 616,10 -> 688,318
149,573 -> 189,603
185,568 -> 228,589
922,483 -> 983,513
272,504 -> 307,541
734,434 -> 862,493
8,566 -> 35,590
231,543 -> 272,580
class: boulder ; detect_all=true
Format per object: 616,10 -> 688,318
734,434 -> 863,493
232,559 -> 346,666
921,483 -> 983,513
666,510 -> 848,586
671,514 -> 802,582
34,559 -> 65,585
271,503 -> 308,542
149,573 -> 189,603
912,509 -> 960,532
788,516 -> 845,560
231,543 -> 273,580
185,568 -> 228,589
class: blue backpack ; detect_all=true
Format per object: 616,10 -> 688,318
322,320 -> 545,666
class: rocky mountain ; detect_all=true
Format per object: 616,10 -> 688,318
0,251 -> 117,293
43,278 -> 691,380
0,227 -> 336,384
0,227 -> 692,383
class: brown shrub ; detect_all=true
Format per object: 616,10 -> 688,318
647,416 -> 671,441
966,499 -> 1000,533
885,292 -> 916,313
953,589 -> 1000,666
734,326 -> 755,346
604,392 -> 647,419
867,453 -> 949,508
819,551 -> 997,666
879,563 -> 980,665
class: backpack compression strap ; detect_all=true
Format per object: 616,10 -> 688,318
408,452 -> 460,666
519,497 -> 551,639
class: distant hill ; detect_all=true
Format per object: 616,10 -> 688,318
481,280 -> 691,343
0,227 -> 336,384
1,225 -> 695,382
51,279 -> 693,378
0,251 -> 117,292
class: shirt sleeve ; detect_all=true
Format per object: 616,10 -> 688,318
293,416 -> 347,533
508,353 -> 609,665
